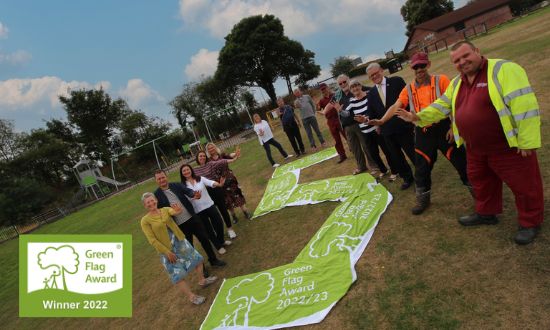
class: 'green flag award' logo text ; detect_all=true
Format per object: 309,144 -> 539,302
19,235 -> 132,317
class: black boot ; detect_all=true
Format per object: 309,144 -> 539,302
411,188 -> 430,215
231,214 -> 239,224
458,213 -> 498,226
514,226 -> 540,245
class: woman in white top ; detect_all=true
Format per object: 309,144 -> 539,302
180,164 -> 231,255
253,113 -> 292,168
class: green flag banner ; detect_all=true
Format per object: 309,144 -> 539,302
201,149 -> 392,329
271,147 -> 337,179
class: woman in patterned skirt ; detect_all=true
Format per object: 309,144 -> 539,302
206,142 -> 251,222
140,192 -> 218,305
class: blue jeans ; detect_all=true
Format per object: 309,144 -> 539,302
302,116 -> 325,148
262,138 -> 288,165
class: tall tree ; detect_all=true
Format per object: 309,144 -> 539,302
330,56 -> 355,78
0,119 -> 25,162
215,14 -> 320,107
401,0 -> 454,37
59,88 -> 128,161
169,82 -> 206,134
118,110 -> 171,148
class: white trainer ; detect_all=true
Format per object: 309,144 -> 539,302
285,154 -> 294,159
273,163 -> 280,168
218,247 -> 226,255
228,229 -> 237,239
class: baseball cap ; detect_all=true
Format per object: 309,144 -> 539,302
410,52 -> 429,68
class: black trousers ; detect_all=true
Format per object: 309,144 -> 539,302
207,186 -> 233,228
362,131 -> 390,174
283,123 -> 305,154
197,205 -> 225,249
262,138 -> 288,165
383,128 -> 416,183
177,216 -> 219,263
414,122 -> 468,190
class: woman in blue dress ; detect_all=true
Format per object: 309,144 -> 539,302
140,192 -> 218,305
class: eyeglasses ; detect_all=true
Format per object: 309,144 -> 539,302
412,63 -> 428,70
350,83 -> 361,88
338,81 -> 348,86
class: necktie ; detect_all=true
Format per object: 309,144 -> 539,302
377,84 -> 385,106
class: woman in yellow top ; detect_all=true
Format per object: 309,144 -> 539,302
140,192 -> 217,305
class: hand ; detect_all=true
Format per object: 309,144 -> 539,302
368,119 -> 384,126
517,148 -> 534,157
354,115 -> 368,123
446,128 -> 454,143
331,101 -> 342,112
166,252 -> 177,264
218,177 -> 226,187
234,147 -> 241,158
396,109 -> 418,122
170,203 -> 182,213
193,190 -> 202,199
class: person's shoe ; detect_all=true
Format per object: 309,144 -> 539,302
200,276 -> 218,288
217,247 -> 227,255
191,295 -> 206,305
224,240 -> 232,246
301,150 -> 307,155
400,180 -> 413,190
377,171 -> 388,179
458,213 -> 499,226
311,146 -> 318,151
411,189 -> 431,215
231,215 -> 239,224
337,156 -> 347,164
285,154 -> 294,159
514,226 -> 540,245
369,169 -> 379,176
210,259 -> 226,267
388,174 -> 398,182
353,169 -> 365,175
321,142 -> 328,147
228,229 -> 237,239
273,163 -> 280,168
243,210 -> 251,219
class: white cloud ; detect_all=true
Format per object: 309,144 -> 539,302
0,21 -> 8,39
118,78 -> 164,109
184,48 -> 219,80
0,50 -> 32,66
0,76 -> 111,110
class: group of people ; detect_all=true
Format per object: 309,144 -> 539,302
139,39 -> 544,305
140,142 -> 250,305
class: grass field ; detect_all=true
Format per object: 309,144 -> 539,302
2,7 -> 550,329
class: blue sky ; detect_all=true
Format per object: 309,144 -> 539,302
0,0 -> 467,131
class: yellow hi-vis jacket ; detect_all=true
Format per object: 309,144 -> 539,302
416,59 -> 541,149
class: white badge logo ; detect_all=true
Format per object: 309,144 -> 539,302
27,242 -> 123,294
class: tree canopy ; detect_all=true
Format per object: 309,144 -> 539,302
215,14 -> 320,107
401,0 -> 454,37
330,56 -> 356,78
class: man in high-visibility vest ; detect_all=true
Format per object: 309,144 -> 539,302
369,52 -> 470,215
397,40 -> 543,245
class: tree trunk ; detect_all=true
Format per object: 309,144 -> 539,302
285,75 -> 293,95
260,83 -> 278,108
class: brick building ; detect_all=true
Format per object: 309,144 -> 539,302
404,0 -> 514,55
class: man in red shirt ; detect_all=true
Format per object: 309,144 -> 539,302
317,83 -> 347,163
398,41 -> 543,245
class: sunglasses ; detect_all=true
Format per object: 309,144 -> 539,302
338,81 -> 349,86
413,63 -> 428,70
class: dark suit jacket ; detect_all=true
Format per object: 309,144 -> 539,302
154,183 -> 197,216
367,76 -> 413,136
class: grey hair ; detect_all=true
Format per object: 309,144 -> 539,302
366,62 -> 382,73
349,79 -> 362,87
276,97 -> 284,102
141,192 -> 156,203
337,74 -> 349,81
205,142 -> 221,158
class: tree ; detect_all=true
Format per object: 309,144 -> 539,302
59,89 -> 128,161
401,0 -> 454,37
293,50 -> 321,89
169,82 -> 207,134
330,56 -> 355,78
0,119 -> 25,162
118,110 -> 171,148
215,14 -> 320,107
240,90 -> 257,112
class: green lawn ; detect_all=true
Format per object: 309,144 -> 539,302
2,7 -> 550,329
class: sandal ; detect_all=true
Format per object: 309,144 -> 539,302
200,276 -> 218,288
191,295 -> 206,305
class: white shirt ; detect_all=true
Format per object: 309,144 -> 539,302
253,120 -> 273,145
376,77 -> 387,104
184,177 -> 216,213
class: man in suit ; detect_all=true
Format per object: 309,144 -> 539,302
363,63 -> 415,190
